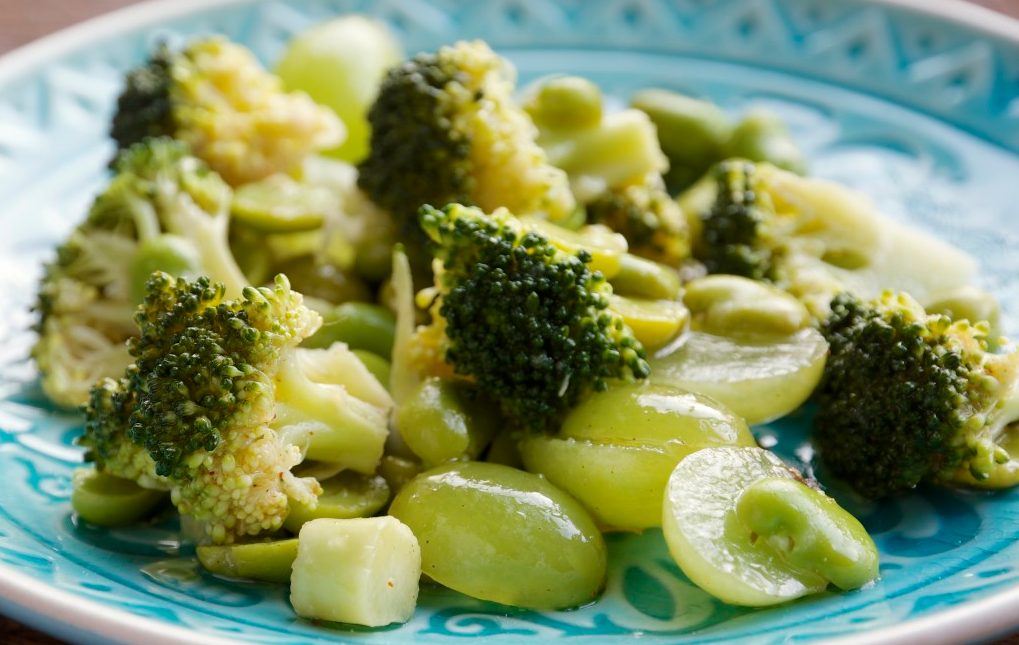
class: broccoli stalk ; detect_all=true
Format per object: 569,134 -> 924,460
684,159 -> 978,318
111,37 -> 344,185
415,204 -> 652,430
814,291 -> 1019,498
33,138 -> 248,408
357,41 -> 575,269
82,273 -> 391,543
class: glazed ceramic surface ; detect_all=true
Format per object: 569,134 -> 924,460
1,0 -> 1018,643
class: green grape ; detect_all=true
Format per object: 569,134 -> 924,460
662,447 -> 877,606
302,301 -> 396,357
276,16 -> 403,163
284,471 -> 390,533
197,539 -> 299,584
521,382 -> 753,530
388,462 -> 606,609
651,329 -> 827,425
71,468 -> 167,527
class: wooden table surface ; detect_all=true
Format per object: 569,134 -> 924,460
2,0 -> 1019,643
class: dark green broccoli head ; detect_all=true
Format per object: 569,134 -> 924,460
358,41 -> 575,270
585,178 -> 690,266
694,159 -> 775,280
419,203 -> 650,430
110,43 -> 175,154
815,291 -> 1019,498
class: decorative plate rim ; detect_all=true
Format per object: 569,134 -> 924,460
1,0 -> 1019,643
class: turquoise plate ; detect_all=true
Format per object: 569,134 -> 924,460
1,0 -> 1019,643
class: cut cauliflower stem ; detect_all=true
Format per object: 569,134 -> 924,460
291,517 -> 421,627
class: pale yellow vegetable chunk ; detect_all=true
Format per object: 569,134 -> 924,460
290,517 -> 421,627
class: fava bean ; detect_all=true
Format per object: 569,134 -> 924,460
302,301 -> 396,358
523,75 -> 603,130
610,253 -> 682,300
197,539 -> 298,584
71,468 -> 167,527
395,377 -> 497,467
683,274 -> 810,337
283,471 -> 390,533
725,111 -> 805,174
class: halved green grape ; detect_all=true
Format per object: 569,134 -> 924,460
519,435 -> 680,530
735,477 -> 878,591
388,462 -> 606,609
284,471 -> 390,533
521,382 -> 753,530
609,253 -> 682,301
71,468 -> 167,527
197,539 -> 298,584
395,377 -> 497,467
302,301 -> 396,357
290,517 -> 420,626
651,329 -> 827,425
275,16 -> 403,163
663,447 -> 876,606
231,174 -> 336,232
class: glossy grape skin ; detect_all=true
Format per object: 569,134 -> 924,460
388,462 -> 606,609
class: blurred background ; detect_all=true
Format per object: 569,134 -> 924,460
1,0 -> 1018,52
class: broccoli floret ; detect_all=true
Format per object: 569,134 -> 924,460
684,159 -> 977,318
33,138 -> 249,408
585,176 -> 690,266
82,273 -> 391,543
814,291 -> 1019,499
111,37 -> 343,185
357,41 -> 575,266
417,203 -> 650,430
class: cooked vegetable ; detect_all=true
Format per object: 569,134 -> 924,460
815,291 -> 1019,498
33,138 -> 248,408
662,447 -> 878,606
358,40 -> 575,267
197,539 -> 299,584
415,203 -> 657,430
283,471 -> 390,533
395,377 -> 497,467
81,273 -> 391,544
290,517 -> 421,626
520,382 -> 754,530
683,159 -> 977,318
111,37 -> 343,184
389,462 -> 606,609
70,468 -> 167,527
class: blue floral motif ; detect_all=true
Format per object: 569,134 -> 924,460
1,1 -> 1019,643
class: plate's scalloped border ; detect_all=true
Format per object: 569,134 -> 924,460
1,0 -> 1018,644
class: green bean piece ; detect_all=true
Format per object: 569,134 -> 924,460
725,111 -> 806,174
735,477 -> 879,591
631,89 -> 731,191
389,462 -> 606,609
284,471 -> 390,533
396,377 -> 497,467
610,254 -> 682,300
128,235 -> 201,303
683,275 -> 810,337
71,468 -> 167,527
197,539 -> 299,584
302,301 -> 396,357
523,75 -> 603,131
352,350 -> 391,390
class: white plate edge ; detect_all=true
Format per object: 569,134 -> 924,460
0,0 -> 1018,643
